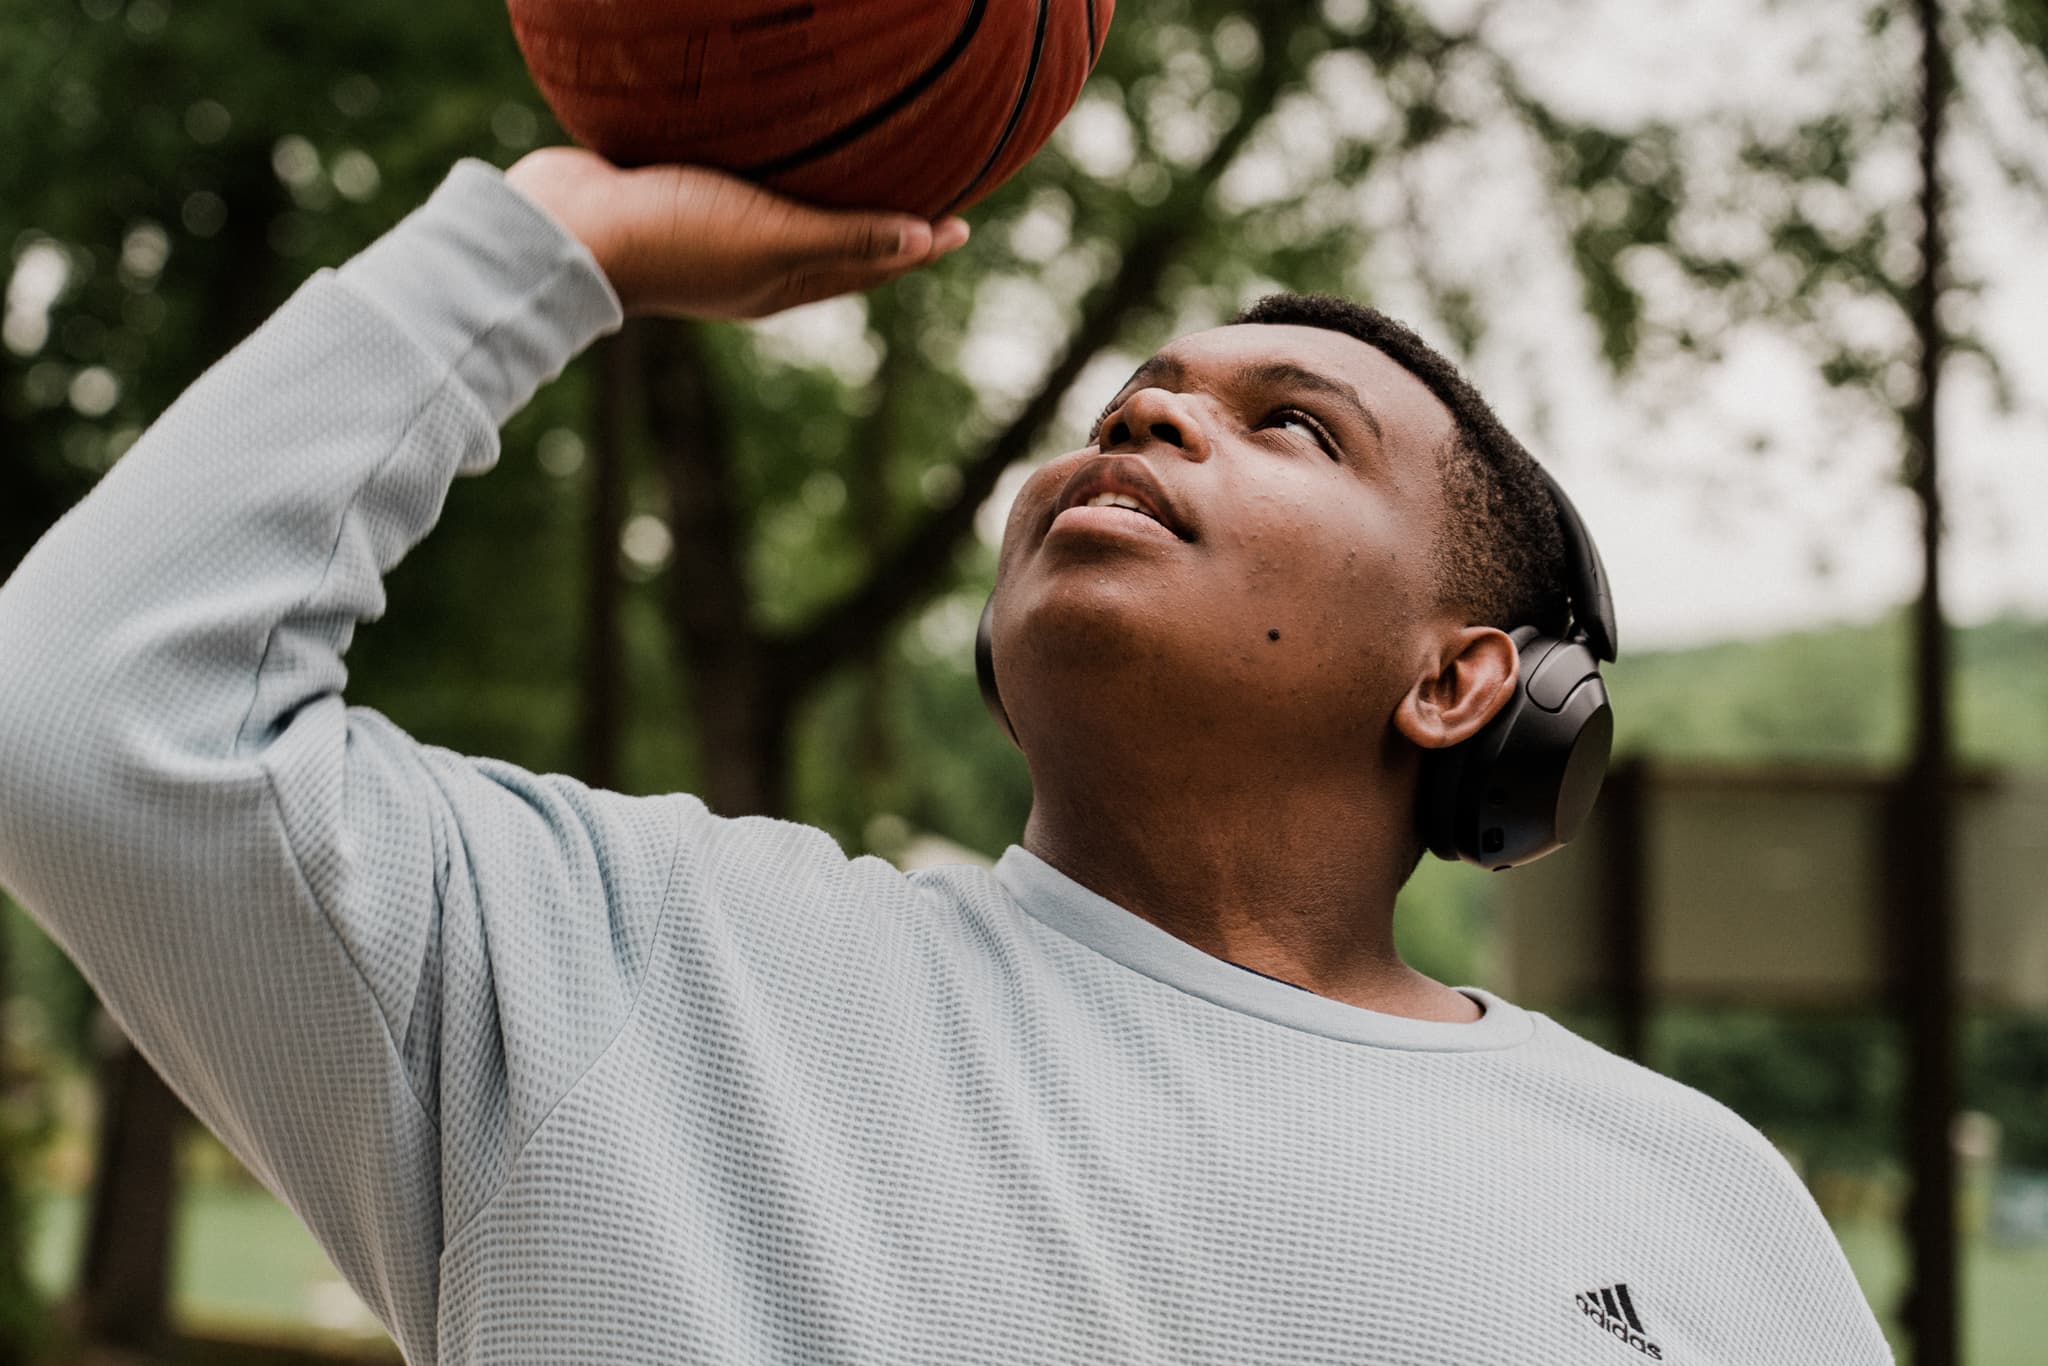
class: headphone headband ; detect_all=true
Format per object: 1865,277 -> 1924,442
1535,466 -> 1617,663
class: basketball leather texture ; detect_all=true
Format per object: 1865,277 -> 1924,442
507,0 -> 1115,218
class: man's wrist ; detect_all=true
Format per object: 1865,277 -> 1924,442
502,150 -> 628,294
335,159 -> 623,424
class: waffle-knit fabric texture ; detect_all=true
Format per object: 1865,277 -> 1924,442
0,161 -> 1891,1365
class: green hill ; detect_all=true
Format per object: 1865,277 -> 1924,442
1605,612 -> 2048,768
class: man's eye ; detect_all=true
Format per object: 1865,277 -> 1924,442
1263,409 -> 1338,458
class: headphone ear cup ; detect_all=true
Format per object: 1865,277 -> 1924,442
1418,628 -> 1613,869
975,595 -> 1019,748
1419,680 -> 1529,866
1418,625 -> 1535,863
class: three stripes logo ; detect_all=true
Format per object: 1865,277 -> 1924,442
1574,1283 -> 1665,1359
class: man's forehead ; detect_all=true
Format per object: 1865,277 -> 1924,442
1122,322 -> 1452,441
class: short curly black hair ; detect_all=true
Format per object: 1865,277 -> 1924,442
1232,293 -> 1569,636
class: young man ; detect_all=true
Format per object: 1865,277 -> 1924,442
0,150 -> 1889,1363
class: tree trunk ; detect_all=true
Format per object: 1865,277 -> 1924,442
74,1039 -> 181,1353
849,300 -> 906,822
693,666 -> 794,819
579,326 -> 639,791
642,323 -> 797,817
1892,2 -> 1957,1362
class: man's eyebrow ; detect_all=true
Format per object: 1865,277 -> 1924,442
1243,360 -> 1384,446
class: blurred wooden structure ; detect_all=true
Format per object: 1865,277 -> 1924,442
1497,761 -> 2048,1012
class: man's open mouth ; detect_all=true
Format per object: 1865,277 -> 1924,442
1049,456 -> 1194,541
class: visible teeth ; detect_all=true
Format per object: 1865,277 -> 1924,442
1083,491 -> 1148,513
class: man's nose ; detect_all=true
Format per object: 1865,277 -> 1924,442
1101,388 -> 1211,461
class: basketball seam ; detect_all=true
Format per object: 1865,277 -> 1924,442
937,0 -> 1050,217
736,0 -> 989,179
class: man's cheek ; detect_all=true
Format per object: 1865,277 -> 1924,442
996,487 -> 1052,566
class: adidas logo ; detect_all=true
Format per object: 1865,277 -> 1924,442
1574,1282 -> 1665,1359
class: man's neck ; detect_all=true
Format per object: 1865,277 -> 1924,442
1019,763 -> 1481,1023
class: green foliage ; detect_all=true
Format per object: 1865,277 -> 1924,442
1515,110 -> 1688,370
0,0 -> 553,444
787,583 -> 1035,862
0,0 -> 595,787
1967,1012 -> 2048,1167
1610,616 -> 1914,765
1655,1007 -> 1903,1171
346,393 -> 599,777
1636,1005 -> 2048,1182
2009,0 -> 2048,56
1392,858 -> 1494,987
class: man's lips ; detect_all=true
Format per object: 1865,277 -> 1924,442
1048,456 -> 1194,542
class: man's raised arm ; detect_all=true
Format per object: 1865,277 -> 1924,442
0,154 -> 961,1357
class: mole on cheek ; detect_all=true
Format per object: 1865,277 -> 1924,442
1266,628 -> 1282,642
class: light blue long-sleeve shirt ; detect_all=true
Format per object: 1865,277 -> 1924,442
0,160 -> 1890,1364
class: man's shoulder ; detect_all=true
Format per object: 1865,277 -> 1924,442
1513,1008 -> 1806,1184
1499,1009 -> 1892,1362
658,805 -> 1009,949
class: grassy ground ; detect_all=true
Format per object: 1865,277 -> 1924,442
26,1184 -> 2048,1362
29,1186 -> 390,1349
1834,1218 -> 2048,1366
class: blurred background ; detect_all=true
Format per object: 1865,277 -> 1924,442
2,0 -> 2045,1362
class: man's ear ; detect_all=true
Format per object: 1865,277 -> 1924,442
1392,626 -> 1519,751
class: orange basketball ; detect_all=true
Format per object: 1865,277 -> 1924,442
506,1 -> 1115,219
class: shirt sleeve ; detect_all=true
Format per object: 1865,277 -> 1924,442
0,159 -> 684,1359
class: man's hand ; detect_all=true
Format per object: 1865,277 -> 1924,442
503,146 -> 970,320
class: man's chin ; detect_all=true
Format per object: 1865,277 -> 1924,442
1002,572 -> 1190,675
997,587 -> 1236,750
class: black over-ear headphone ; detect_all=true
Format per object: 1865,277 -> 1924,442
974,465 -> 1618,871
